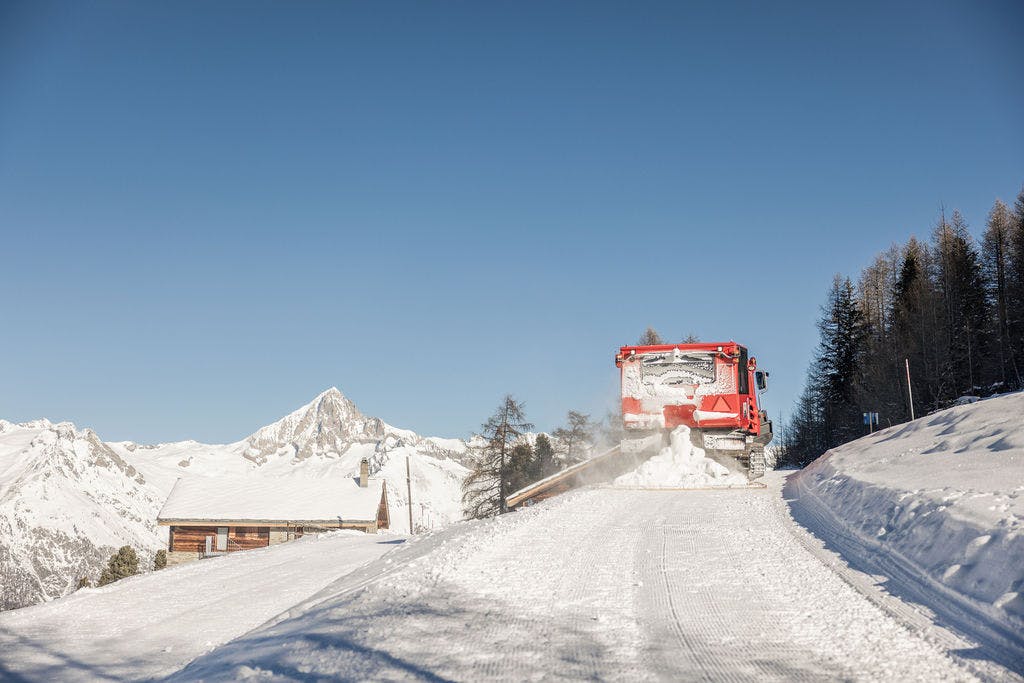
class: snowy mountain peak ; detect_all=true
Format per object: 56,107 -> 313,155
241,388 -> 385,465
3,418 -> 55,431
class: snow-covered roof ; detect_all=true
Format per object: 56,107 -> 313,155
157,476 -> 385,524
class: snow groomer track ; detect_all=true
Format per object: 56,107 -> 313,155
171,472 -> 1018,682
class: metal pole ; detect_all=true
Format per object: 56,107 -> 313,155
905,358 -> 915,421
406,455 -> 414,535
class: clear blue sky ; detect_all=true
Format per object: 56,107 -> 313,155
2,1 -> 1022,444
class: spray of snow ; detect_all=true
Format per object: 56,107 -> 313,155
613,426 -> 748,488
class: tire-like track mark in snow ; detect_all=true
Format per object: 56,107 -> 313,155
637,497 -> 836,681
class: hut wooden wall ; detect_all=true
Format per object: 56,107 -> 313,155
169,526 -> 219,552
169,525 -> 270,552
229,526 -> 270,550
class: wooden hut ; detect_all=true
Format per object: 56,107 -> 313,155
157,460 -> 389,564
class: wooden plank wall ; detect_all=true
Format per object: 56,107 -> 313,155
229,526 -> 270,550
169,525 -> 219,552
169,525 -> 270,552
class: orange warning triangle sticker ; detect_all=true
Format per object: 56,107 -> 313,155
711,396 -> 731,412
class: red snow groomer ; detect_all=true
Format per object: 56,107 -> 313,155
615,341 -> 772,479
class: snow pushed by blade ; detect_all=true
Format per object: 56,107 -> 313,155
614,425 -> 748,488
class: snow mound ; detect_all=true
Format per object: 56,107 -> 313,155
614,426 -> 748,488
790,392 -> 1024,646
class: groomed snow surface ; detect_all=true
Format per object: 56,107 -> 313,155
172,479 -> 1014,681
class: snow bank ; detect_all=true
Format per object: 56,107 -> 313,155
614,426 -> 748,488
790,392 -> 1024,641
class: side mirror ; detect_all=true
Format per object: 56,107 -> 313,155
755,370 -> 768,391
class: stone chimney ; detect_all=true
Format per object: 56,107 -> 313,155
359,458 -> 369,488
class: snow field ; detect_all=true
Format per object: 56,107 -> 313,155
171,478 -> 996,681
0,531 -> 401,681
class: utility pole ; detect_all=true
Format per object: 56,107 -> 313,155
905,358 -> 915,421
499,404 -> 509,514
406,455 -> 414,535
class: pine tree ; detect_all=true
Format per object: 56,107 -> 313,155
533,433 -> 558,478
932,210 -> 989,399
1007,186 -> 1024,372
854,247 -> 904,425
815,275 -> 868,448
638,327 -> 663,345
982,199 -> 1020,390
893,237 -> 937,416
552,410 -> 593,464
507,442 -> 536,494
97,546 -> 139,586
154,549 -> 167,570
784,377 -> 827,467
461,395 -> 533,518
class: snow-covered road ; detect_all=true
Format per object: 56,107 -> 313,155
0,531 -> 401,681
172,472 -> 1018,682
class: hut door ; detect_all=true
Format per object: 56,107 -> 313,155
216,527 -> 228,551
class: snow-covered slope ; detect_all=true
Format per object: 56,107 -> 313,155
0,530 -> 399,680
789,392 -> 1024,656
0,388 -> 470,611
0,419 -> 166,611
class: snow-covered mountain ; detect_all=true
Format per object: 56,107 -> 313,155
0,388 -> 471,611
0,420 -> 166,611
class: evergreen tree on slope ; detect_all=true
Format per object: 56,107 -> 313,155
816,275 -> 868,448
1006,186 -> 1024,371
982,198 -> 1020,390
932,210 -> 989,400
462,395 -> 533,518
97,546 -> 139,587
533,433 -> 558,479
552,411 -> 594,464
